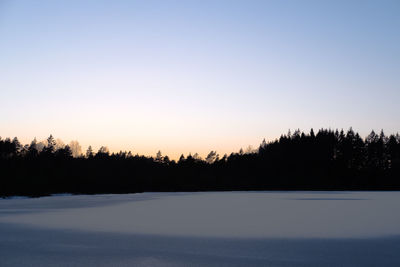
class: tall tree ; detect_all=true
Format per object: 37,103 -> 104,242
43,135 -> 56,155
27,138 -> 39,158
205,151 -> 217,164
155,150 -> 163,162
69,140 -> 82,158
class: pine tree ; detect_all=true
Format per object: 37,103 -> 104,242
86,146 -> 94,158
44,135 -> 56,154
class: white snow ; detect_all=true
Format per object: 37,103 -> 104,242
1,191 -> 400,266
1,191 -> 400,238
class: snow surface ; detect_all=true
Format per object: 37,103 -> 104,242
1,191 -> 400,266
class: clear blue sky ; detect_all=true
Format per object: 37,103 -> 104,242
1,0 -> 399,158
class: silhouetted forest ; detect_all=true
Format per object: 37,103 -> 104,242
1,128 -> 400,197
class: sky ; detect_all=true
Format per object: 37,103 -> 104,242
1,0 -> 399,159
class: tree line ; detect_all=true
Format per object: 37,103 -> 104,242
1,128 -> 400,197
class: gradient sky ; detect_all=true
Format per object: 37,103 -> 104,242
1,0 -> 399,159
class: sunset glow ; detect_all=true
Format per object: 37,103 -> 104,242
1,0 -> 399,159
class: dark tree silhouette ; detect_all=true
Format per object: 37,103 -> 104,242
1,128 -> 400,197
86,146 -> 94,158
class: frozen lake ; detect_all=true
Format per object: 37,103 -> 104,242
1,191 -> 400,266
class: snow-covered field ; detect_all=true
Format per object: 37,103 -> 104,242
1,191 -> 400,266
